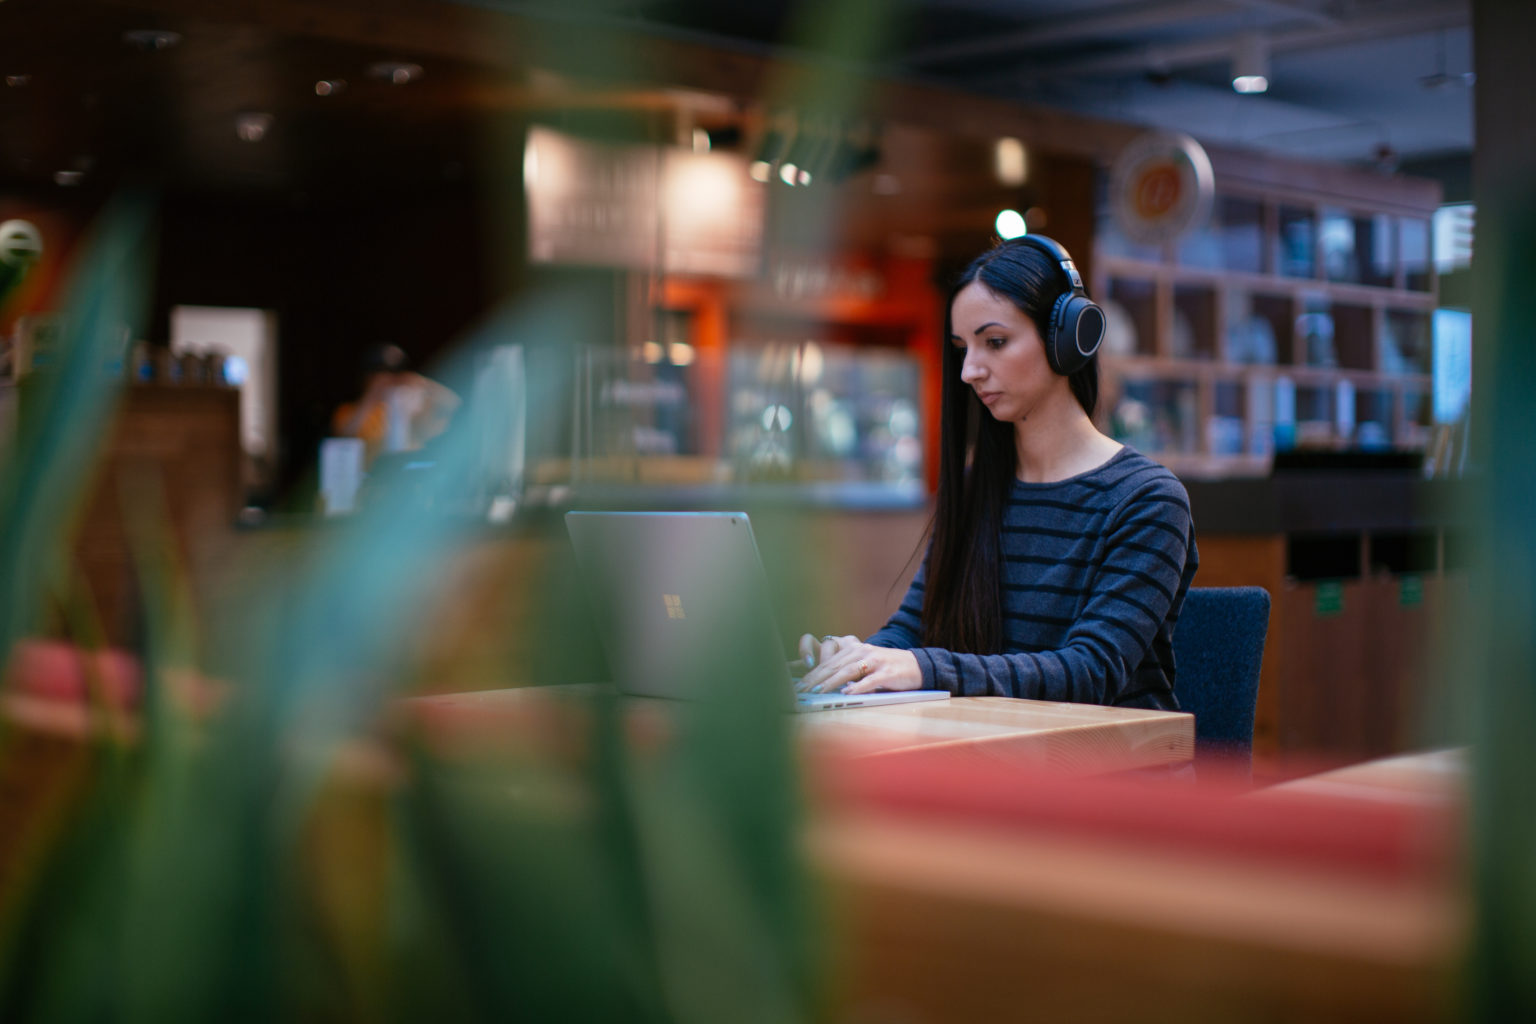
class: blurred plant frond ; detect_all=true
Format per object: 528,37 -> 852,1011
0,209 -> 817,1022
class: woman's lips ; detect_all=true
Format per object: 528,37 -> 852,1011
977,391 -> 1002,406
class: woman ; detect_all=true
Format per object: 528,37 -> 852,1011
797,236 -> 1197,709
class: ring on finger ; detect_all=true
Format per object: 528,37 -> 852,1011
857,660 -> 869,678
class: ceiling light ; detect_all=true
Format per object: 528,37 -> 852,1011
1420,31 -> 1474,91
994,137 -> 1027,186
779,162 -> 799,186
236,112 -> 273,142
995,209 -> 1027,239
369,61 -> 423,85
749,160 -> 771,183
53,170 -> 84,187
123,29 -> 181,51
1232,32 -> 1269,94
315,79 -> 346,97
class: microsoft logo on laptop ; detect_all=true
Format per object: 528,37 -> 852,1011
664,594 -> 685,619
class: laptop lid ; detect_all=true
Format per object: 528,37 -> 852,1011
564,511 -> 792,704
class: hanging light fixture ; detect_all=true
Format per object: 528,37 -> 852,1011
1231,32 -> 1270,94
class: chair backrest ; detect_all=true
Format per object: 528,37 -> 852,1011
1172,586 -> 1270,759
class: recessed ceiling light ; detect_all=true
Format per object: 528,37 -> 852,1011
315,79 -> 347,97
123,29 -> 182,51
236,112 -> 273,142
369,61 -> 423,85
1231,32 -> 1270,94
54,170 -> 84,187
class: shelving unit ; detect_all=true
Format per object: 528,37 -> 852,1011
1093,171 -> 1440,478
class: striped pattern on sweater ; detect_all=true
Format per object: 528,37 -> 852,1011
867,446 -> 1198,710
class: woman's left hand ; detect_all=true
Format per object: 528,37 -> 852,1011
796,639 -> 923,695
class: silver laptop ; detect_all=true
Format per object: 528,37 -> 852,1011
564,511 -> 950,712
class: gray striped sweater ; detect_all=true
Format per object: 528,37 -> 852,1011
868,446 -> 1198,710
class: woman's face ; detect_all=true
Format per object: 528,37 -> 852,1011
949,280 -> 1056,422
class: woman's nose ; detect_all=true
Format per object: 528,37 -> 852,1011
960,352 -> 985,383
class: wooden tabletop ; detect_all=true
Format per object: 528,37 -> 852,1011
797,695 -> 1192,773
1257,748 -> 1467,806
404,688 -> 1194,775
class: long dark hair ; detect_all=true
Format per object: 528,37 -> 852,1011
920,237 -> 1100,653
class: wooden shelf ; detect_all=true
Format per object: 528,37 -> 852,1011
1094,179 -> 1441,474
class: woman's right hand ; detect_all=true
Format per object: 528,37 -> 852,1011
794,633 -> 859,688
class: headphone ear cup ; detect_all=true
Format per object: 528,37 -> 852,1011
1047,291 -> 1075,375
1049,295 -> 1106,376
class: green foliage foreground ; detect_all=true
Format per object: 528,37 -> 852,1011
0,200 -> 818,1024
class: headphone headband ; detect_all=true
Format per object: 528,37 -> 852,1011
1012,234 -> 1104,375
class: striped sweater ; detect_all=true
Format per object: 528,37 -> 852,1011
868,447 -> 1198,710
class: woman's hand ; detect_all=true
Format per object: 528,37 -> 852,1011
795,633 -> 923,695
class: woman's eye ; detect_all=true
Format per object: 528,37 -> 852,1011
986,336 -> 1007,349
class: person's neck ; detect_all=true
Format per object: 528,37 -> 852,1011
1012,392 -> 1121,483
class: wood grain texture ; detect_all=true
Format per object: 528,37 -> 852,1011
405,689 -> 1193,776
798,696 -> 1192,774
812,810 -> 1460,1024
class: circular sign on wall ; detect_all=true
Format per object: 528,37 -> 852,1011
0,219 -> 44,268
1108,132 -> 1215,247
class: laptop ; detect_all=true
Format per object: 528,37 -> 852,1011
564,511 -> 950,712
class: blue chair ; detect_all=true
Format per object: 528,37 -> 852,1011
1172,586 -> 1271,763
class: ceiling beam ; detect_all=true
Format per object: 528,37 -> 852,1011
1220,0 -> 1336,26
1013,0 -> 1469,79
906,1 -> 1241,66
906,0 -> 1339,67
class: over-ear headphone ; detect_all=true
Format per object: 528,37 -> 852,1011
1015,235 -> 1106,376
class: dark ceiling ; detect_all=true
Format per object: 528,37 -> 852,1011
0,0 -> 1474,203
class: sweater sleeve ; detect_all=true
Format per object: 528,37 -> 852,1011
866,558 -> 926,650
903,481 -> 1192,703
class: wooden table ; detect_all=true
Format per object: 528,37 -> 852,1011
405,688 -> 1194,775
1257,747 -> 1467,806
797,695 -> 1192,773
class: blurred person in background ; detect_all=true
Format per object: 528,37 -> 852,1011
798,236 -> 1197,709
332,343 -> 460,467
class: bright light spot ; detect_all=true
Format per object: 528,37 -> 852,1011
236,112 -> 273,142
523,139 -> 540,185
889,398 -> 918,437
762,404 -> 793,431
995,208 -> 1028,239
314,80 -> 346,96
799,342 -> 824,384
665,153 -> 744,238
669,342 -> 695,366
1233,75 -> 1269,94
222,355 -> 249,386
779,162 -> 799,186
994,137 -> 1027,186
797,169 -> 812,186
642,341 -> 664,363
749,160 -> 771,183
691,127 -> 710,153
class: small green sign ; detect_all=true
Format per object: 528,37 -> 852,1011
1400,574 -> 1424,608
1315,580 -> 1344,617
